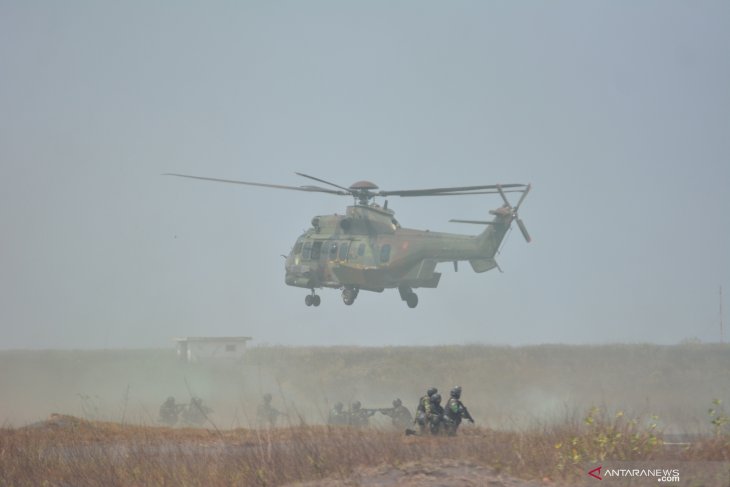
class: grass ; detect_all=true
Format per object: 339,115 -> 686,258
2,344 -> 730,484
2,409 -> 730,486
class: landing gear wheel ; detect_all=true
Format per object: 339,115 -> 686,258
398,286 -> 419,309
342,287 -> 358,306
312,295 -> 321,307
305,294 -> 313,307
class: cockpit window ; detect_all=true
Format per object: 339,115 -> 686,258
329,242 -> 338,259
358,243 -> 365,257
380,244 -> 391,263
338,242 -> 349,260
293,242 -> 303,255
311,241 -> 322,260
302,242 -> 312,260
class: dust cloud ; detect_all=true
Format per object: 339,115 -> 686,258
1,344 -> 727,434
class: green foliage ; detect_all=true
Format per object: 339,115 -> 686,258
553,406 -> 663,474
708,398 -> 730,435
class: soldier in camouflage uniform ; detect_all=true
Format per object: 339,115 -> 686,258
158,396 -> 182,426
327,401 -> 347,425
443,386 -> 474,436
381,398 -> 413,430
428,392 -> 446,435
349,400 -> 376,427
257,393 -> 284,427
181,397 -> 212,426
414,387 -> 437,434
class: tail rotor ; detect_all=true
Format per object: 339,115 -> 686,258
496,184 -> 532,243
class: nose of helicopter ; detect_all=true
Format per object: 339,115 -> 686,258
285,261 -> 314,288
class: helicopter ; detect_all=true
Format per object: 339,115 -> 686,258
166,172 -> 531,308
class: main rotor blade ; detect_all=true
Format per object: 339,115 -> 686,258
449,219 -> 496,225
295,172 -> 352,193
496,185 -> 511,207
395,189 -> 525,197
379,184 -> 527,197
164,173 -> 349,195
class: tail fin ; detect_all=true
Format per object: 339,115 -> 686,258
475,206 -> 513,259
450,184 -> 531,271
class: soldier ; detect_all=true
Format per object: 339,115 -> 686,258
181,397 -> 212,426
158,396 -> 182,426
349,400 -> 376,427
414,387 -> 437,434
428,392 -> 445,435
257,393 -> 284,427
443,386 -> 474,436
328,401 -> 347,425
381,398 -> 413,430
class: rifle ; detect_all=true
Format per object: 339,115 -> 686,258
260,405 -> 289,418
359,408 -> 384,417
461,403 -> 475,423
359,407 -> 399,417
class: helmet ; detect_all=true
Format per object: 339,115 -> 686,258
430,393 -> 442,404
263,393 -> 272,402
352,400 -> 361,410
450,386 -> 462,399
427,387 -> 438,397
393,398 -> 402,407
334,401 -> 343,411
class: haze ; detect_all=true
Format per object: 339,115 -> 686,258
1,1 -> 728,349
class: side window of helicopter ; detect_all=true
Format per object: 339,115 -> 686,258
357,243 -> 365,257
329,242 -> 338,260
338,241 -> 349,260
302,242 -> 312,260
311,241 -> 322,260
380,244 -> 391,263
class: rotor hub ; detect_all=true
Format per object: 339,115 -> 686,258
348,181 -> 379,204
348,181 -> 379,191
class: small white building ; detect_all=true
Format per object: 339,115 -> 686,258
174,336 -> 252,363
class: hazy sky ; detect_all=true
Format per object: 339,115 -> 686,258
1,1 -> 728,349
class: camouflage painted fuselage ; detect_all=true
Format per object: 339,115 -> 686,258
284,203 -> 513,293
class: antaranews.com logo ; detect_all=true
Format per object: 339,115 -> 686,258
588,465 -> 680,482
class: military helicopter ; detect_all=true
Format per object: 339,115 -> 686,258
166,173 -> 531,308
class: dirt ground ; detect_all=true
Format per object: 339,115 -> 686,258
287,460 -> 547,487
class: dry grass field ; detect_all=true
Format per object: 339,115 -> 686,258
1,410 -> 729,486
1,344 -> 730,485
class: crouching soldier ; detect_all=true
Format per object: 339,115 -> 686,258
443,386 -> 474,436
181,397 -> 212,426
349,401 -> 376,427
381,398 -> 413,430
158,396 -> 183,426
257,393 -> 285,427
414,387 -> 437,435
428,392 -> 445,435
328,402 -> 347,425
